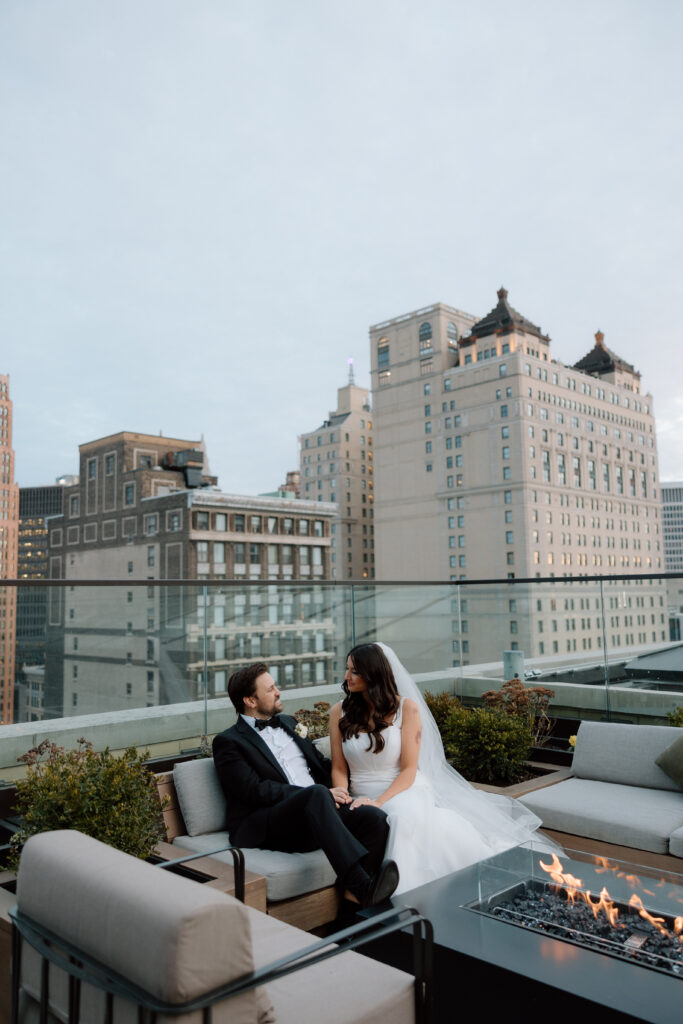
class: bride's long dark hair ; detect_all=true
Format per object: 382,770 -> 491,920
339,643 -> 400,753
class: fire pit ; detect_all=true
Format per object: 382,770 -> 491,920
362,843 -> 683,1023
467,850 -> 683,979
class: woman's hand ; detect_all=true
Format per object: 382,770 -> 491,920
329,786 -> 351,807
349,795 -> 380,810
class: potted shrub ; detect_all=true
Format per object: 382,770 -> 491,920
8,738 -> 166,872
425,691 -> 533,786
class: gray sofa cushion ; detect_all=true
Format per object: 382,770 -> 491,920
655,733 -> 683,790
16,830 -> 272,1023
245,904 -> 416,1024
572,721 -> 682,791
519,778 -> 683,854
173,831 -> 337,901
670,824 -> 683,858
174,758 -> 227,836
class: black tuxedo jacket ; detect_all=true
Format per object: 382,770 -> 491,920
212,714 -> 332,843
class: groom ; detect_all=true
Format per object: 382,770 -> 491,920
212,661 -> 398,906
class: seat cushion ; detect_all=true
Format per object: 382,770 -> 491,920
16,830 -> 271,1023
572,721 -> 682,791
174,758 -> 227,836
518,778 -> 683,853
173,831 -> 337,901
245,905 -> 416,1024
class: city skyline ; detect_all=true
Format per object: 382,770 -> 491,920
2,2 -> 682,494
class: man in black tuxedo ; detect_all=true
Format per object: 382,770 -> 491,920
212,662 -> 398,906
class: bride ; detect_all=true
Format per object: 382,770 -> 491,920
329,642 -> 547,895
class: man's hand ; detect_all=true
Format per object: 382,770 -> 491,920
329,786 -> 351,807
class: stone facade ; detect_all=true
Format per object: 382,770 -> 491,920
371,292 -> 666,667
299,379 -> 374,579
45,432 -> 335,717
0,374 -> 18,723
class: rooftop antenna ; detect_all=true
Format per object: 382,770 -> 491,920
347,357 -> 355,385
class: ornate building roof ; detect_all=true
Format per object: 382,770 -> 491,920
467,287 -> 548,341
573,331 -> 640,379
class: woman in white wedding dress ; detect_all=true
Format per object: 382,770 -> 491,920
329,642 -> 547,895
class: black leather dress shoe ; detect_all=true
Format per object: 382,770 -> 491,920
361,859 -> 399,907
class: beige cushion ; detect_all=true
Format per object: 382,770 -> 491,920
16,830 -> 272,1023
245,906 -> 416,1024
655,733 -> 683,790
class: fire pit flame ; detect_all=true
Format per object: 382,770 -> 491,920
629,893 -> 671,938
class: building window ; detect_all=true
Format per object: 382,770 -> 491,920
250,515 -> 262,533
196,511 -> 210,530
502,446 -> 510,459
447,322 -> 458,346
147,545 -> 155,567
419,321 -> 432,346
420,360 -> 433,375
87,458 -> 96,479
69,495 -> 79,517
377,338 -> 390,368
234,514 -> 245,532
499,363 -> 507,377
124,483 -> 135,506
500,405 -> 508,418
379,370 -> 391,386
105,454 -> 115,475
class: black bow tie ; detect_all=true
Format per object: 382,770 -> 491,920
254,715 -> 282,731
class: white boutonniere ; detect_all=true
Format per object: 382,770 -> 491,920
295,723 -> 308,739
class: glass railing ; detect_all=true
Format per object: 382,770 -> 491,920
1,574 -> 682,774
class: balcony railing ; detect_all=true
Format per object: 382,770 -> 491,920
1,574 -> 682,777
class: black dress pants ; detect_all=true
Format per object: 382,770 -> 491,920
231,784 -> 389,881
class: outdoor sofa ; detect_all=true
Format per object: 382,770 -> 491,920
160,755 -> 343,928
518,721 -> 683,858
10,829 -> 432,1023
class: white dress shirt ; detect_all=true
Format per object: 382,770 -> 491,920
242,715 -> 314,788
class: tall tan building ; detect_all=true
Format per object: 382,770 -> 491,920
46,432 -> 336,716
299,374 -> 374,579
0,374 -> 19,723
371,291 -> 666,665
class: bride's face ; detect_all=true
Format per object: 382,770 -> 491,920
345,657 -> 368,694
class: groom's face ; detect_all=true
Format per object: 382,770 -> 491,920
247,671 -> 283,718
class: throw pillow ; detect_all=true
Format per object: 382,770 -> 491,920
655,733 -> 683,790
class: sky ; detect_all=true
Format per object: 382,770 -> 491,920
1,0 -> 682,492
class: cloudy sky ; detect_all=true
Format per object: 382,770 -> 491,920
1,0 -> 682,492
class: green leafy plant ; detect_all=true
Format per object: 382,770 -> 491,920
666,707 -> 683,727
444,707 -> 533,785
294,701 -> 331,740
8,738 -> 165,872
424,690 -> 463,735
426,690 -> 532,785
481,677 -> 555,747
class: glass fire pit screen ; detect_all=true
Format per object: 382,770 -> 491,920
466,845 -> 683,978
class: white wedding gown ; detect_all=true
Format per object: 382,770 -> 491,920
343,698 -> 530,895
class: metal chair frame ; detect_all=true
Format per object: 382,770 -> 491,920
10,902 -> 433,1024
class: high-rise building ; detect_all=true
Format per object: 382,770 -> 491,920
45,432 -> 336,716
0,374 -> 19,723
299,372 -> 374,579
15,484 -> 67,721
371,291 -> 666,665
661,482 -> 683,627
